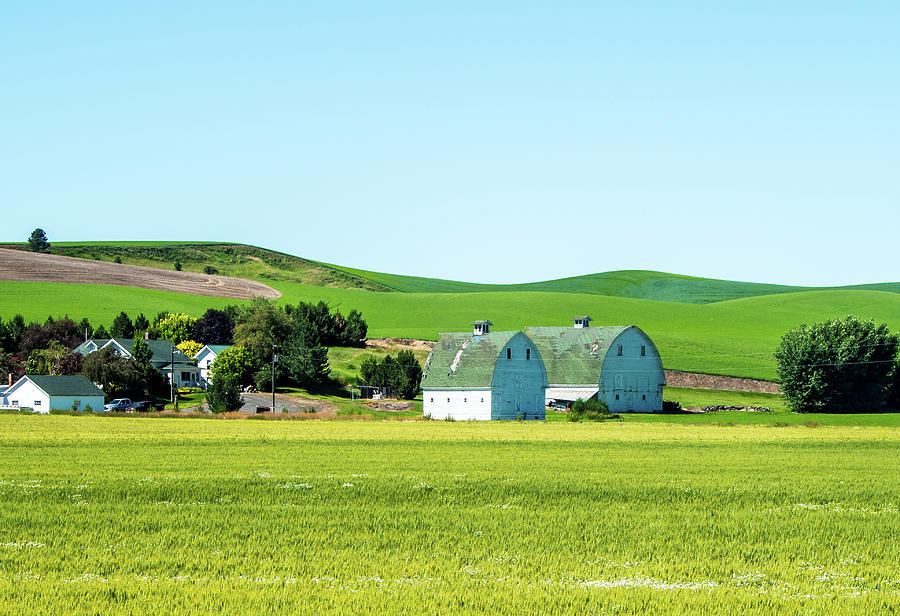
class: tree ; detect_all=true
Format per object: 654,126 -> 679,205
193,309 -> 234,345
210,346 -> 254,387
775,316 -> 899,413
176,340 -> 204,360
110,312 -> 135,339
131,337 -> 153,367
342,310 -> 368,347
0,315 -> 26,353
233,298 -> 290,368
27,228 -> 50,252
77,317 -> 93,341
25,341 -> 69,375
81,347 -> 145,397
93,324 -> 110,339
174,261 -> 182,271
280,319 -> 330,388
133,313 -> 150,334
206,375 -> 243,412
150,313 -> 198,345
395,350 -> 423,399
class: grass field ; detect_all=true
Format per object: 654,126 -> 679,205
1,416 -> 898,614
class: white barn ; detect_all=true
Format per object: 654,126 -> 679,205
3,375 -> 106,413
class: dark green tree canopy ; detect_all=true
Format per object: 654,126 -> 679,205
28,228 -> 50,252
775,316 -> 899,413
110,312 -> 135,339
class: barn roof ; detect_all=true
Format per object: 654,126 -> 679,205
421,331 -> 520,388
524,326 -> 631,385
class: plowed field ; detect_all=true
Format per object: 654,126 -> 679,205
0,248 -> 279,299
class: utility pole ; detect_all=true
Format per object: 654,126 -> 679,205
271,344 -> 277,412
170,344 -> 175,404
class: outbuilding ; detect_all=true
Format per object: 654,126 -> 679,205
3,375 -> 106,413
422,321 -> 547,421
525,321 -> 665,412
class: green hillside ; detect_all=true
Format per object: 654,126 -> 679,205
331,263 -> 900,303
4,278 -> 900,381
0,242 -> 393,292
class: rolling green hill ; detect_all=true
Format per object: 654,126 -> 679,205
330,263 -> 900,303
4,241 -> 900,381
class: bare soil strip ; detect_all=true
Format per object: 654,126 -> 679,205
0,248 -> 280,300
664,370 -> 781,394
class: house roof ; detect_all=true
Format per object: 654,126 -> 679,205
196,344 -> 230,358
17,375 -> 105,397
421,331 -> 520,388
73,339 -> 109,354
523,326 -> 631,385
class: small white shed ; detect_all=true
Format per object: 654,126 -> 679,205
4,375 -> 106,413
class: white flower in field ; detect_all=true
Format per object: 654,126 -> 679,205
0,541 -> 45,549
342,482 -> 355,487
474,530 -> 483,536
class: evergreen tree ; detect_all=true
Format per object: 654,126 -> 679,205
110,312 -> 135,339
206,375 -> 243,412
27,228 -> 50,252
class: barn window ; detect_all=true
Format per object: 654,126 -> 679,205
617,344 -> 623,356
35,400 -> 42,406
464,398 -> 467,403
526,348 -> 531,360
430,398 -> 433,403
642,395 -> 646,400
480,398 -> 484,403
447,398 -> 450,403
507,348 -> 511,360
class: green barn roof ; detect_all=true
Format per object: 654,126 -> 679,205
524,326 -> 630,385
421,331 -> 521,388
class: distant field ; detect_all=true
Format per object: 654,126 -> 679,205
4,279 -> 900,380
1,417 -> 898,615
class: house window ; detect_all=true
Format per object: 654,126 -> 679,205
507,348 -> 511,360
617,344 -> 623,356
641,345 -> 646,357
181,372 -> 191,381
526,348 -> 531,360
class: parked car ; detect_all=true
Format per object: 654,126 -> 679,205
125,400 -> 166,412
104,398 -> 131,412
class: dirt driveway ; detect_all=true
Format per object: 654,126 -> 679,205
237,392 -> 337,417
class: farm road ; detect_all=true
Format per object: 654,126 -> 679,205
0,248 -> 280,299
238,392 -> 337,416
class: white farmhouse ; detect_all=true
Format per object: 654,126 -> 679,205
194,344 -> 230,388
74,337 -> 200,388
3,375 -> 106,413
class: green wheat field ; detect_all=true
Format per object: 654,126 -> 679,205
1,415 -> 898,615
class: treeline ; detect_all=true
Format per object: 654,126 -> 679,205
357,352 -> 422,400
0,299 -> 369,399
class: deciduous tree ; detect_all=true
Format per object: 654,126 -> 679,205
27,228 -> 50,252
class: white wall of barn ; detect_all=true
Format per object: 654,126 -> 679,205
423,389 -> 492,421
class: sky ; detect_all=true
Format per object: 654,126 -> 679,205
2,2 -> 898,286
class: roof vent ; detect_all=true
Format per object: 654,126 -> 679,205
472,320 -> 493,336
573,316 -> 592,328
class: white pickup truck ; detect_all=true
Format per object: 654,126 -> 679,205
103,398 -> 132,412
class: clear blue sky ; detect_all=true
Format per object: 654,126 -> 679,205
2,2 -> 897,286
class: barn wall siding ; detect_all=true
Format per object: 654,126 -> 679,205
598,329 -> 665,413
423,390 -> 492,421
490,334 -> 547,420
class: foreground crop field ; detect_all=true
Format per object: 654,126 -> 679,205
1,417 -> 898,614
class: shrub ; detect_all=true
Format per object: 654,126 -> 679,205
203,265 -> 219,275
662,400 -> 682,412
114,256 -> 122,264
174,261 -> 182,271
569,397 -> 618,422
206,376 -> 242,413
775,316 -> 899,412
